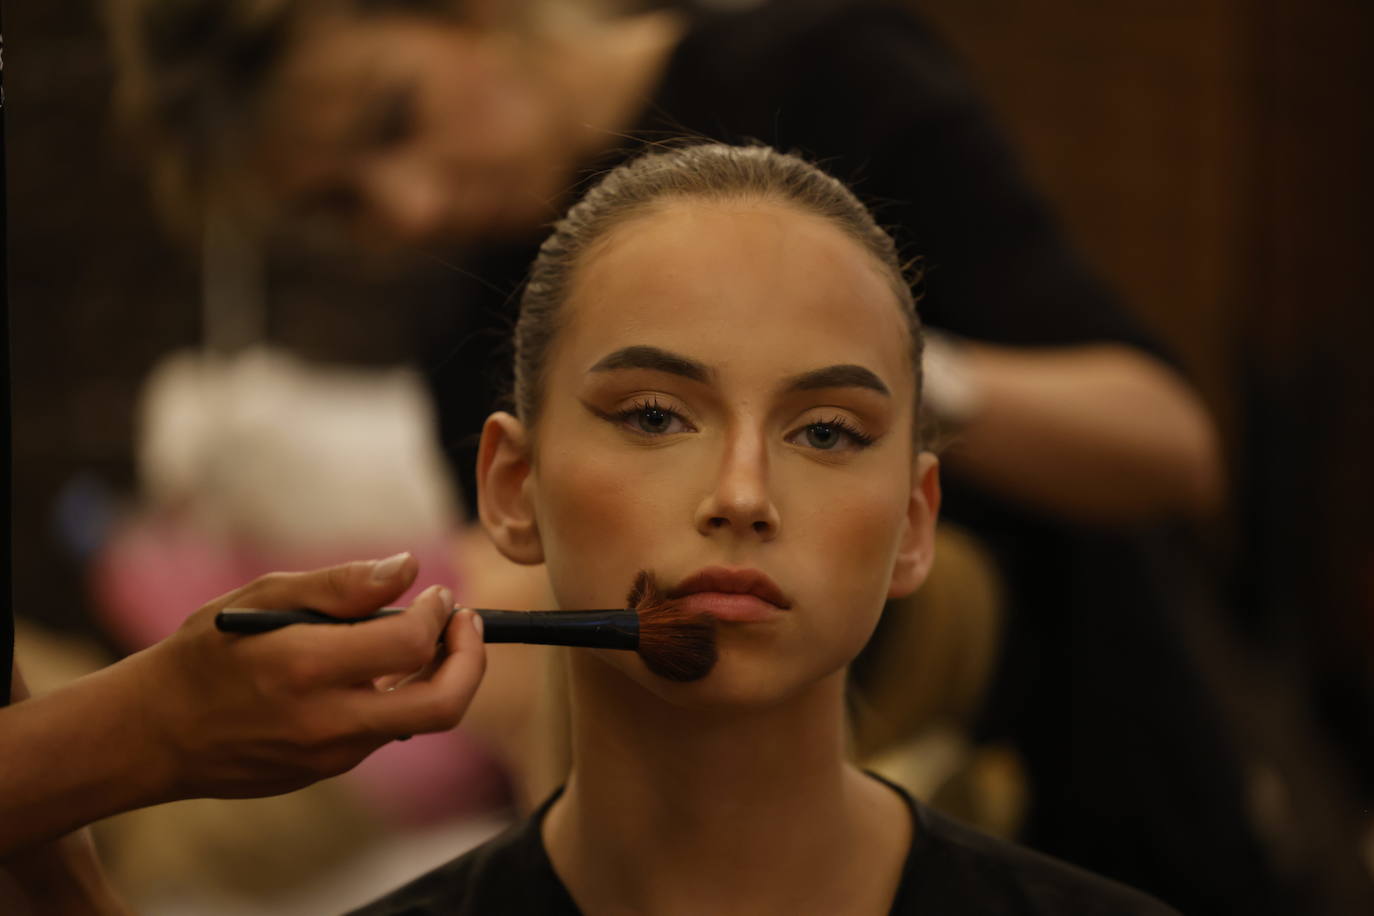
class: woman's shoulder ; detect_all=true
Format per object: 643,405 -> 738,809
344,796 -> 579,916
894,793 -> 1182,915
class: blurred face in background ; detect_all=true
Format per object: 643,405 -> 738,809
251,14 -> 575,249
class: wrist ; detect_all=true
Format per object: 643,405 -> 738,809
114,644 -> 192,807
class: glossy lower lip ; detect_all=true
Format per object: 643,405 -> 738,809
674,592 -> 786,623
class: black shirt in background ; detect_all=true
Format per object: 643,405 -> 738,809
346,775 -> 1179,916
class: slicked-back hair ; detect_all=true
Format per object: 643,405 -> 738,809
513,142 -> 925,441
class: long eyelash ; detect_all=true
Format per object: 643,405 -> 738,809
605,397 -> 696,436
612,396 -> 672,424
815,415 -> 875,447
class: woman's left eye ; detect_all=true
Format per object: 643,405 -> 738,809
788,418 -> 874,452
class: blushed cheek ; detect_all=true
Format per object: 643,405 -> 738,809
820,482 -> 911,645
534,448 -> 677,609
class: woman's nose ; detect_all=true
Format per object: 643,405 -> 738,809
694,432 -> 781,542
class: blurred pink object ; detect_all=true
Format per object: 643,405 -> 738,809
90,513 -> 461,649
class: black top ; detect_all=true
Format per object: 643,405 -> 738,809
346,775 -> 1178,915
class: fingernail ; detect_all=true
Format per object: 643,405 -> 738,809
471,609 -> 484,638
437,586 -> 454,612
371,552 -> 410,583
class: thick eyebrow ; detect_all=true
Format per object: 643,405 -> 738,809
781,364 -> 891,397
588,346 -> 713,384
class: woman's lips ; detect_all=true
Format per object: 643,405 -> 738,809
666,567 -> 792,623
674,592 -> 784,623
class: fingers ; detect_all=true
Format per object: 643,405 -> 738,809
267,585 -> 455,688
217,553 -> 420,620
355,608 -> 488,738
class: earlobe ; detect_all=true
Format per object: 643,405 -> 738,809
476,411 -> 545,565
888,451 -> 941,599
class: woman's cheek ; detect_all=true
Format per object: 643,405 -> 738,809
821,477 -> 910,619
535,446 -> 678,603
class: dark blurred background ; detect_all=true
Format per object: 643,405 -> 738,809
7,0 -> 1373,911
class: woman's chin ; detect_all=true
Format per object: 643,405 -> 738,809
605,648 -> 842,712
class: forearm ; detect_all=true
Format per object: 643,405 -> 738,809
0,656 -> 172,856
946,342 -> 1223,523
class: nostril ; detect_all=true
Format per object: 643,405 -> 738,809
752,521 -> 769,534
710,517 -> 727,529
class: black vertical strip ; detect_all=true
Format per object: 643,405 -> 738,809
1,4 -> 13,708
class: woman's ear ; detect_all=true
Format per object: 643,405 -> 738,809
476,411 -> 545,565
888,451 -> 941,599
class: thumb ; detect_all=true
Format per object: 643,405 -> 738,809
215,553 -> 420,619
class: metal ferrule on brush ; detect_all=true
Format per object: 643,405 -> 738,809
475,609 -> 639,650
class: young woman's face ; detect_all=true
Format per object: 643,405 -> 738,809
510,199 -> 938,707
251,15 -> 571,248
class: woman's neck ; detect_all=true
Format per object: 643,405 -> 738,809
542,660 -> 910,916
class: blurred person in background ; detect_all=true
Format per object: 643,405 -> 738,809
103,0 -> 1284,911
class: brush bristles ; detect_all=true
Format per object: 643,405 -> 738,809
627,570 -> 718,682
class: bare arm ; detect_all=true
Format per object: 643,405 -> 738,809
0,655 -> 164,858
939,341 -> 1223,524
0,554 -> 486,857
0,666 -> 133,914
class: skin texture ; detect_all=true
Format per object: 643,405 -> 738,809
0,554 -> 487,859
478,198 -> 941,914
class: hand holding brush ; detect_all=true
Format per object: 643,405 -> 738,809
0,553 -> 492,856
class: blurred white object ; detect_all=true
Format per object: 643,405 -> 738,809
138,346 -> 461,552
922,328 -> 986,430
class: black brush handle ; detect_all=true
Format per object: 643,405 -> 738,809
215,607 -> 640,650
476,609 -> 638,649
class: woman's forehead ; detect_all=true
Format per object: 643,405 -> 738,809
560,198 -> 914,380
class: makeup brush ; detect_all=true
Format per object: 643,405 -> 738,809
215,570 -> 718,682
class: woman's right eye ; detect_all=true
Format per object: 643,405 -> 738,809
613,401 -> 692,436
